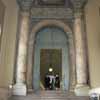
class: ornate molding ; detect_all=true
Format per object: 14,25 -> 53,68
17,0 -> 34,11
70,0 -> 88,18
31,7 -> 73,20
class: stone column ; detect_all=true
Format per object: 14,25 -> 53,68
74,9 -> 89,96
13,0 -> 33,96
71,0 -> 90,96
69,34 -> 76,92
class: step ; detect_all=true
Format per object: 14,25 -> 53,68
10,96 -> 89,100
9,91 -> 90,100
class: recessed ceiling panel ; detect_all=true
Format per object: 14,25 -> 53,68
39,0 -> 65,5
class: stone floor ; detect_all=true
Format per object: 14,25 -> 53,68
9,91 -> 90,100
0,88 -> 90,100
0,88 -> 11,100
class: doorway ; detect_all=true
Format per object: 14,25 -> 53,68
33,27 -> 70,91
40,49 -> 62,90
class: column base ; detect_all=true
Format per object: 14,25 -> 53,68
13,83 -> 27,96
74,84 -> 90,96
89,87 -> 100,95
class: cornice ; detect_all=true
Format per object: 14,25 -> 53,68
31,7 -> 73,20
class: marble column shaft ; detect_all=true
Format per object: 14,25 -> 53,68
16,11 -> 30,84
74,11 -> 88,86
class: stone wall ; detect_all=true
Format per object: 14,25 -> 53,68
85,0 -> 100,88
0,0 -> 100,94
0,0 -> 18,87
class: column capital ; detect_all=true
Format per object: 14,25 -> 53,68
17,0 -> 34,11
71,0 -> 87,10
74,9 -> 83,18
71,0 -> 88,18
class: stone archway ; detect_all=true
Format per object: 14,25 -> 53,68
27,20 -> 76,92
13,0 -> 90,96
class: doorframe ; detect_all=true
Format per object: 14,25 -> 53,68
40,48 -> 62,90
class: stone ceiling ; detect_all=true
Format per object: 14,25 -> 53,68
35,0 -> 72,7
17,0 -> 87,11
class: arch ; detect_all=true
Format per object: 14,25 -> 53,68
27,20 -> 76,91
31,20 -> 72,41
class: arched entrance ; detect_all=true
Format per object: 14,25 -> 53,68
33,27 -> 69,91
27,20 -> 75,92
13,0 -> 90,96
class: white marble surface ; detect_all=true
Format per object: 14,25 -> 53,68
13,83 -> 27,96
89,87 -> 100,95
13,11 -> 30,96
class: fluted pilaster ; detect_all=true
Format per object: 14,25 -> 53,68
13,0 -> 33,96
71,0 -> 90,96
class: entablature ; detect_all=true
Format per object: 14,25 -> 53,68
31,7 -> 74,20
